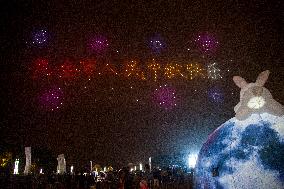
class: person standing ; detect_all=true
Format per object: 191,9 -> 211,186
118,169 -> 126,189
139,176 -> 149,189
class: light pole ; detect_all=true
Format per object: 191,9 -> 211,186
90,161 -> 93,173
139,163 -> 143,171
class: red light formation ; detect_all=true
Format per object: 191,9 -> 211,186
80,59 -> 96,77
31,58 -> 52,79
59,59 -> 80,80
31,58 -> 211,82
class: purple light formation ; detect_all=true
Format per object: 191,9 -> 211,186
32,29 -> 49,47
149,34 -> 165,53
208,87 -> 223,103
153,85 -> 177,110
195,33 -> 219,55
38,87 -> 64,111
87,35 -> 109,54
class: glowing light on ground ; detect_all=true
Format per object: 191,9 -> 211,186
188,154 -> 198,168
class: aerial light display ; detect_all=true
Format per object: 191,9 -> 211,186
87,35 -> 109,54
80,59 -> 96,77
207,62 -> 222,80
99,63 -> 118,76
185,63 -> 206,80
147,59 -> 161,82
164,63 -> 185,79
122,60 -> 146,80
28,57 -> 219,82
31,29 -> 50,47
153,85 -> 177,110
208,87 -> 224,103
38,86 -> 64,111
31,58 -> 52,79
195,32 -> 219,55
148,34 -> 166,54
58,59 -> 80,80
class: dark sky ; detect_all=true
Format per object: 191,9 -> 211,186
0,0 -> 283,168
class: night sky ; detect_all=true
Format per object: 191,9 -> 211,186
1,0 -> 283,168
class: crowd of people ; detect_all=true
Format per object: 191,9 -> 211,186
0,165 -> 194,189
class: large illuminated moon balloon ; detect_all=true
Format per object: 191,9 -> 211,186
195,71 -> 284,189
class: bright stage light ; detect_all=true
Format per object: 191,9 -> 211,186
188,154 -> 198,168
71,165 -> 74,173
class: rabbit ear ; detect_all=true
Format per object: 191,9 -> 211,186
233,76 -> 248,88
256,70 -> 270,86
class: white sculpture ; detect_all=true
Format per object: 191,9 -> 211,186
14,159 -> 19,174
233,70 -> 284,120
57,154 -> 66,174
24,147 -> 31,175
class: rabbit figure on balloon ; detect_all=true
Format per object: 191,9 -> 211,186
233,70 -> 284,121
